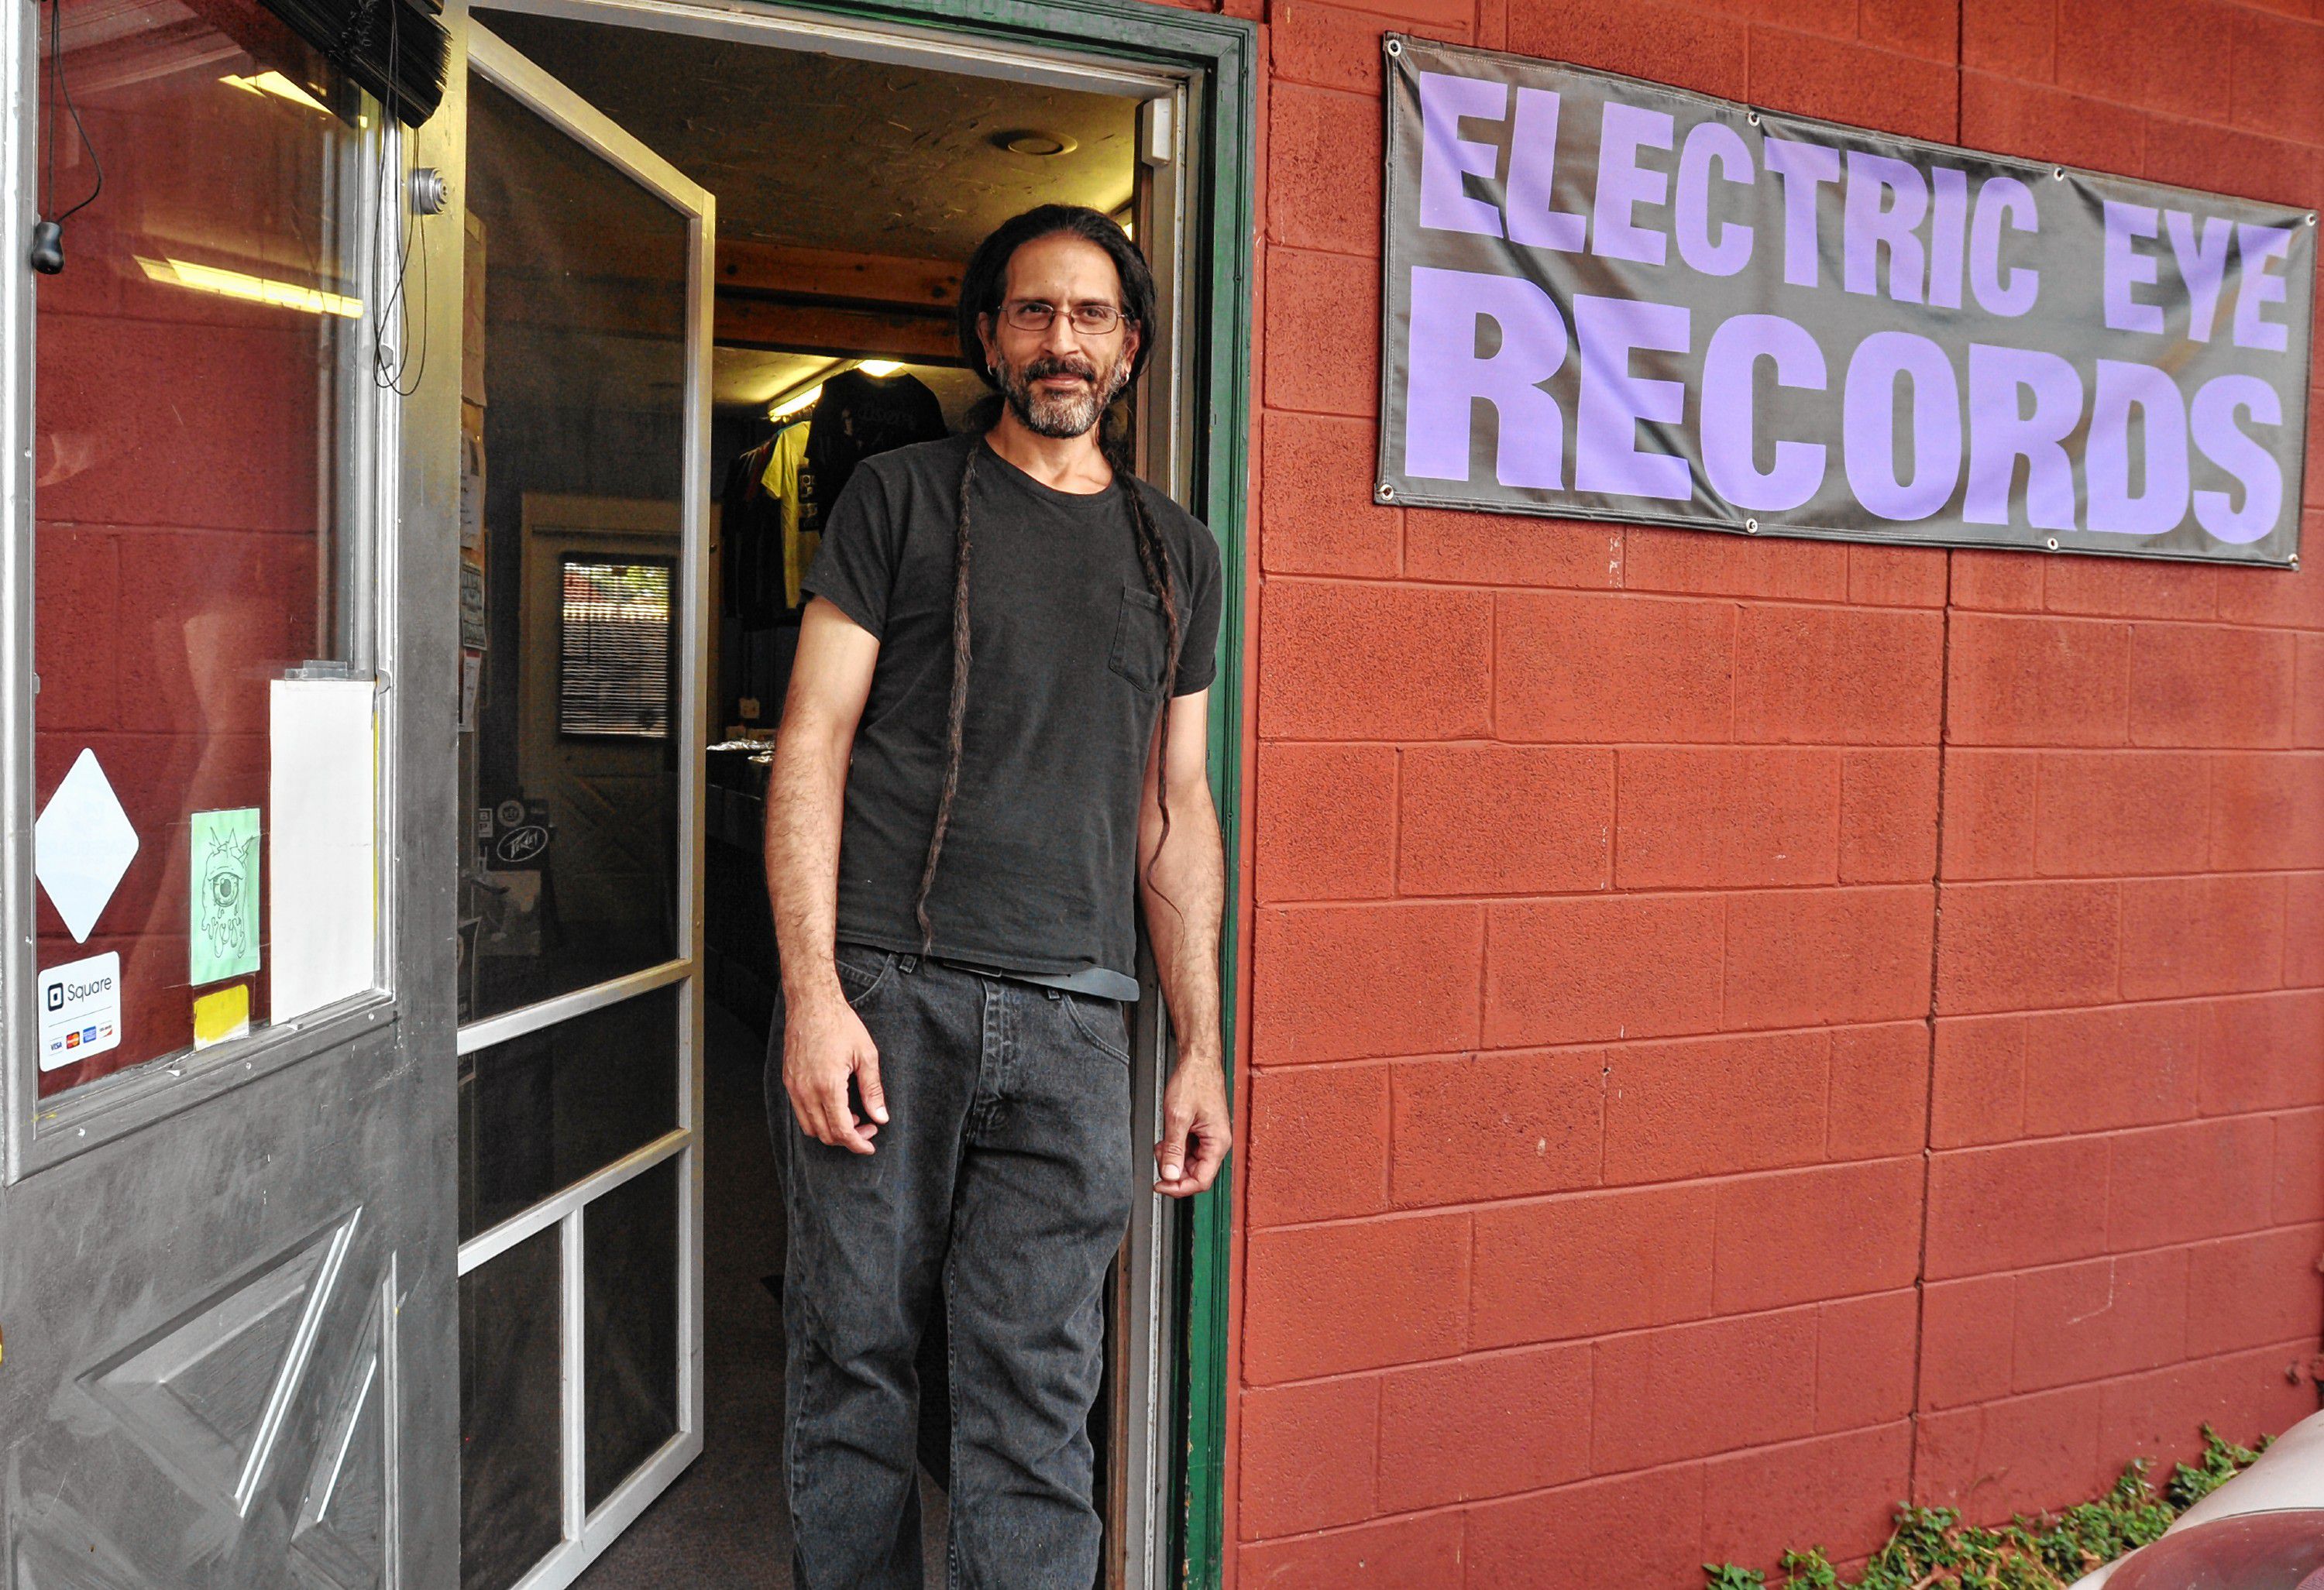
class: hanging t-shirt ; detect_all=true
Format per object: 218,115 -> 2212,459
758,421 -> 818,613
804,369 -> 947,525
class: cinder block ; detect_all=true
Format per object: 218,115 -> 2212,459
1725,885 -> 1934,1029
2202,991 -> 2324,1116
2275,1108 -> 2324,1224
2107,1114 -> 2276,1251
1920,1273 -> 2019,1411
2229,5 -> 2324,146
1702,1423 -> 1916,1578
1471,1183 -> 1717,1348
2288,874 -> 2324,986
1246,1063 -> 1391,1228
1848,544 -> 1950,607
2130,623 -> 2297,749
1827,1022 -> 1931,1161
1926,1135 -> 2113,1278
1958,71 -> 2147,176
1622,526 -> 1846,603
2010,1249 -> 2192,1393
1237,1376 -> 1380,1539
1253,902 -> 1483,1065
1504,0 -> 1748,98
1931,1015 -> 2027,1149
1950,548 -> 2044,613
2209,751 -> 2324,872
1484,895 -> 1724,1048
1945,614 -> 2131,749
1376,1342 -> 1592,1511
1711,1159 -> 1924,1314
1913,1385 -> 2109,1525
1614,747 -> 1840,890
1270,0 -> 1470,95
1859,0 -> 1960,64
1840,749 -> 1941,884
1242,1212 -> 1471,1382
1267,84 -> 1382,256
2044,555 -> 2219,622
2186,1224 -> 2324,1358
1404,510 -> 1624,589
1264,249 -> 1379,417
2145,115 -> 2319,214
1593,1307 -> 1820,1471
1732,605 -> 1945,746
1259,411 -> 1401,579
1961,0 -> 2053,74
1464,1465 -> 1710,1590
2099,1344 -> 2320,1481
2033,751 -> 2211,878
1935,880 -> 2120,1015
2119,874 -> 2287,1001
1817,1290 -> 1921,1431
1495,591 -> 1735,743
33,531 -> 120,734
1256,742 -> 1397,905
1399,745 -> 1614,896
1258,581 -> 1492,740
1236,1512 -> 1466,1590
1604,1029 -> 1829,1186
2021,1001 -> 2203,1136
2295,636 -> 2324,748
1390,1049 -> 1604,1208
1938,749 -> 2038,881
2217,551 -> 2324,630
1748,26 -> 1958,143
2053,0 -> 2232,121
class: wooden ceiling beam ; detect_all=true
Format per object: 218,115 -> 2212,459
714,241 -> 963,313
713,299 -> 961,364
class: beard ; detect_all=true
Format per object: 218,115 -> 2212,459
993,349 -> 1133,438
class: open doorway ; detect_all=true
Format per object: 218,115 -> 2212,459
449,6 -> 1219,1588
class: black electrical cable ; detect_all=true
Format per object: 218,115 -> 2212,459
30,0 -> 105,273
369,0 -> 428,397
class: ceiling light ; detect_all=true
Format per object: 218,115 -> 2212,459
220,70 -> 330,113
857,360 -> 902,376
769,383 -> 823,421
136,256 -> 361,318
995,129 -> 1078,158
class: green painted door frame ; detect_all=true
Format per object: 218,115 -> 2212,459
748,2 -> 1256,1582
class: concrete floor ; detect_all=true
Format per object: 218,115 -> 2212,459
574,1004 -> 946,1590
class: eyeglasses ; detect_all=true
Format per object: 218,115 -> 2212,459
999,299 -> 1128,335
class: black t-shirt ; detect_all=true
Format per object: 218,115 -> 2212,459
803,431 -> 1223,987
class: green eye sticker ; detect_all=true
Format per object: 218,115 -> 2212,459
190,808 -> 260,987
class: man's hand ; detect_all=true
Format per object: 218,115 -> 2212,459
784,990 -> 889,1155
1154,1056 -> 1231,1197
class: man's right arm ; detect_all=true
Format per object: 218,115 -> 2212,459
764,596 -> 885,1154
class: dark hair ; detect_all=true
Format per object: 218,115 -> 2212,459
911,206 -> 1182,952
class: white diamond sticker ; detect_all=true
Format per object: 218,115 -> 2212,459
36,749 -> 139,943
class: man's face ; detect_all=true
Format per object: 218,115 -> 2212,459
977,232 -> 1140,439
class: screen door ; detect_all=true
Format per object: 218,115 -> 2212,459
450,24 -> 712,1590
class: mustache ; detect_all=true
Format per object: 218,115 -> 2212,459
1020,355 -> 1098,383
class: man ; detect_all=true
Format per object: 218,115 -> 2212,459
761,204 -> 1231,1590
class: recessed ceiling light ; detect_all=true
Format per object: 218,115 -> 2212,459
995,129 -> 1078,158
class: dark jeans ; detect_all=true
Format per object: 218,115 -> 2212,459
767,945 -> 1136,1590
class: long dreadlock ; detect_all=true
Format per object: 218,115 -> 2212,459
912,206 -> 1180,953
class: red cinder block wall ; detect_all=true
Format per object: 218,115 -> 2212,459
1226,0 -> 2324,1584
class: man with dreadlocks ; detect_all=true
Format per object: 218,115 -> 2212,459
761,204 -> 1229,1588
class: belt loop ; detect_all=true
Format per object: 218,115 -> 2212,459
1043,987 -> 1063,1001
899,953 -> 918,974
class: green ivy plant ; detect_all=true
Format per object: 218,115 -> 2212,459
1703,1429 -> 2266,1590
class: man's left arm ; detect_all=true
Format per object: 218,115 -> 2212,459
1139,687 -> 1230,1199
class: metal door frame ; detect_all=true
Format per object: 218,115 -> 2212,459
452,22 -> 716,1589
452,2 -> 1253,1585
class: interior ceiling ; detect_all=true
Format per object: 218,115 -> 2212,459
476,9 -> 1139,261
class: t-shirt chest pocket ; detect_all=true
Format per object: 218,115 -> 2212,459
1107,584 -> 1169,693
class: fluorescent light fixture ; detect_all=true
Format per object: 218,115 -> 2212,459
769,383 -> 823,421
857,360 -> 902,376
135,256 -> 362,318
220,70 -> 330,113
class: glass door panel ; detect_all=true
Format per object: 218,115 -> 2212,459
454,22 -> 710,1590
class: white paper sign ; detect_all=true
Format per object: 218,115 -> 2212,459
39,951 -> 121,1070
270,679 -> 378,1022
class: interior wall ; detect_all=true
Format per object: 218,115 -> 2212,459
1232,2 -> 2324,1585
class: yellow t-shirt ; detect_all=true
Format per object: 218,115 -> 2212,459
760,422 -> 820,612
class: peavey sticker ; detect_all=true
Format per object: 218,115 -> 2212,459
39,950 -> 120,1071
